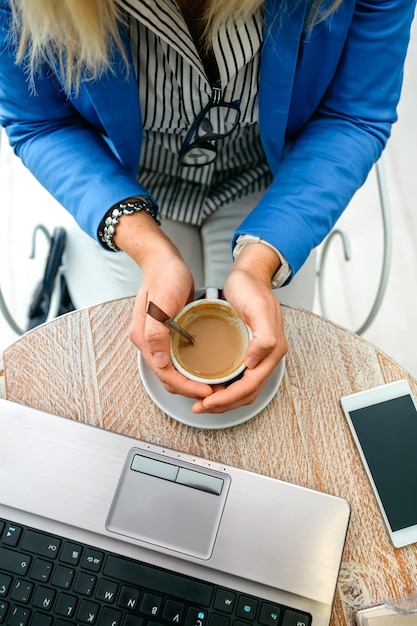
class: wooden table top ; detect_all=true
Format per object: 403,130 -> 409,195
1,296 -> 416,624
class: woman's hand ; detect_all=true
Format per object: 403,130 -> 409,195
192,242 -> 288,414
119,212 -> 214,402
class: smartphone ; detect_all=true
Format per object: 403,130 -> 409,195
341,379 -> 417,548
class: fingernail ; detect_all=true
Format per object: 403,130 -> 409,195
153,351 -> 169,368
245,355 -> 260,369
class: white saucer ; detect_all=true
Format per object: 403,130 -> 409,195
138,353 -> 285,429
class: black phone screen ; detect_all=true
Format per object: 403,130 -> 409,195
350,394 -> 417,532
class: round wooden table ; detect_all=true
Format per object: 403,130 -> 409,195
1,297 -> 416,624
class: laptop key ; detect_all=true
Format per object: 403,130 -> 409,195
0,601 -> 9,623
140,592 -> 162,617
117,585 -> 140,610
20,530 -> 61,558
236,595 -> 258,620
213,589 -> 236,613
185,607 -> 208,626
2,525 -> 22,547
95,579 -> 119,604
0,574 -> 12,596
76,598 -> 100,623
7,605 -> 31,626
282,608 -> 312,626
0,548 -> 31,575
207,613 -> 229,626
82,549 -> 105,572
74,572 -> 96,596
259,602 -> 281,625
10,580 -> 34,603
51,565 -> 75,590
97,606 -> 123,626
32,585 -> 55,611
29,558 -> 53,583
30,612 -> 53,626
60,541 -> 83,566
162,599 -> 184,622
55,591 -> 78,619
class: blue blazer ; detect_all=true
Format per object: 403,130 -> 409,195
0,0 -> 415,275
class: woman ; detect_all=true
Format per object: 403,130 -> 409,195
0,0 -> 415,414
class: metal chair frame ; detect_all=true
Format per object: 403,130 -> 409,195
317,156 -> 391,335
0,130 -> 65,336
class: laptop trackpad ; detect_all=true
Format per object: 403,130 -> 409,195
106,448 -> 231,560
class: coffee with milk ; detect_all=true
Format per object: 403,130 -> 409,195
171,298 -> 252,385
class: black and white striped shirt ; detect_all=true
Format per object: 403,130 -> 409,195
117,0 -> 272,225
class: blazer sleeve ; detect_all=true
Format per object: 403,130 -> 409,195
235,0 -> 416,279
0,0 -> 150,241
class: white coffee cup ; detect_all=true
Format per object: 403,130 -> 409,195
170,288 -> 252,385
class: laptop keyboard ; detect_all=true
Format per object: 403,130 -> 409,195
0,518 -> 312,626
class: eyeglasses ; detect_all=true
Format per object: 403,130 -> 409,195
178,88 -> 240,167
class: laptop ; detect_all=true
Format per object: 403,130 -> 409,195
0,398 -> 350,626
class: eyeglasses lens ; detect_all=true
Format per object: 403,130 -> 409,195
180,144 -> 218,166
196,105 -> 240,140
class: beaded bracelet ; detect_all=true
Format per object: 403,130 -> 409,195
99,196 -> 160,252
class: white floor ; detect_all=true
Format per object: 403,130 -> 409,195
2,19 -> 417,379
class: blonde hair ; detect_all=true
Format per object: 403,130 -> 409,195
10,0 -> 342,92
10,0 -> 126,91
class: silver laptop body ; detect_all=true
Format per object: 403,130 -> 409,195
0,399 -> 350,625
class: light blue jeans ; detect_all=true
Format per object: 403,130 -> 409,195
65,191 -> 316,310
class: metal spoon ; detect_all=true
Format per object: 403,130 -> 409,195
147,301 -> 194,345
